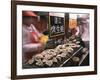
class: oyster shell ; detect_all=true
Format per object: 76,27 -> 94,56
45,60 -> 53,66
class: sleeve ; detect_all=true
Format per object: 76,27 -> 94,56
22,26 -> 41,53
31,24 -> 42,37
23,43 -> 41,53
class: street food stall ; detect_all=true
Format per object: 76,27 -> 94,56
23,12 -> 89,69
23,35 -> 89,68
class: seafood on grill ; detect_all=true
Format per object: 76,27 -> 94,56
26,42 -> 81,67
27,59 -> 35,65
35,59 -> 44,66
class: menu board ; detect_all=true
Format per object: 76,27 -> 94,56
49,16 -> 65,37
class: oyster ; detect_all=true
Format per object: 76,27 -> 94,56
35,59 -> 44,66
27,59 -> 34,65
34,54 -> 43,61
45,60 -> 53,66
72,57 -> 80,62
52,57 -> 58,63
82,48 -> 88,53
44,54 -> 53,60
56,55 -> 62,61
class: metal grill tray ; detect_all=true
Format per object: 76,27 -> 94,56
23,47 -> 83,69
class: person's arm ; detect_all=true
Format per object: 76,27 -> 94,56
75,27 -> 79,36
23,43 -> 43,53
22,25 -> 44,53
31,24 -> 43,37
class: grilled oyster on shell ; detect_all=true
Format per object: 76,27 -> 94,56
45,60 -> 53,66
